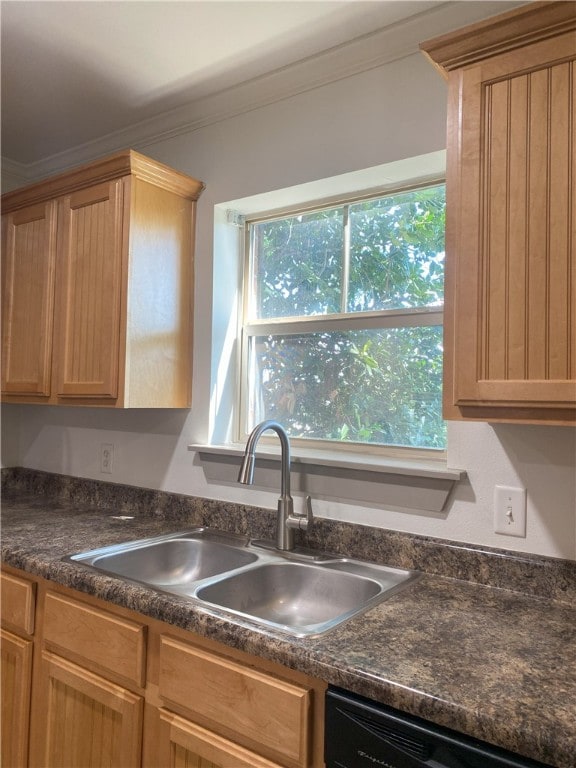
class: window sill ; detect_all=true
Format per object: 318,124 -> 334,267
188,443 -> 466,513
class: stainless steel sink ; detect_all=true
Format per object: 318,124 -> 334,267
197,561 -> 398,635
67,530 -> 258,586
89,538 -> 258,585
66,529 -> 420,637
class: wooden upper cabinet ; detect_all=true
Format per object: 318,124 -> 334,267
1,150 -> 204,407
421,1 -> 576,425
1,201 -> 57,396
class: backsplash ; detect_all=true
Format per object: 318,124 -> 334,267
3,467 -> 575,606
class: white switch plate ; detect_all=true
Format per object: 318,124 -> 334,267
494,485 -> 526,537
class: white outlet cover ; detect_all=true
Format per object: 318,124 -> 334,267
494,485 -> 527,537
100,443 -> 114,474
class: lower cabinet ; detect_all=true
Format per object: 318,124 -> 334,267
1,629 -> 33,768
0,567 -> 326,768
28,588 -> 147,767
154,635 -> 313,768
0,571 -> 36,768
33,652 -> 143,768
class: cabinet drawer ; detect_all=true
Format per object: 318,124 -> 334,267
157,708 -> 284,768
1,572 -> 35,635
43,592 -> 146,687
159,636 -> 311,768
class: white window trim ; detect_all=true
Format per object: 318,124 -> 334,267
189,151 -> 467,511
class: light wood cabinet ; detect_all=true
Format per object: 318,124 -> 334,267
1,630 -> 34,768
53,180 -> 126,400
1,150 -> 204,407
1,566 -> 325,768
32,651 -> 143,768
30,593 -> 147,768
421,1 -> 576,424
1,571 -> 36,768
1,201 -> 57,397
157,635 -> 312,768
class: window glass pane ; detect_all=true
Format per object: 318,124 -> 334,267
251,208 -> 344,319
348,185 -> 445,312
247,328 -> 445,449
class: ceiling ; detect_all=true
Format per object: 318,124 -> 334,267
1,0 -> 442,167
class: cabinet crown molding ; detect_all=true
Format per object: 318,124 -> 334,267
1,149 -> 204,213
420,1 -> 576,75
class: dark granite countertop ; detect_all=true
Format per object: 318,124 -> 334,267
2,469 -> 575,768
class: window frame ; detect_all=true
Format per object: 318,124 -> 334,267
237,180 -> 446,459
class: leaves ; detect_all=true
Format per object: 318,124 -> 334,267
250,328 -> 445,448
247,184 -> 447,448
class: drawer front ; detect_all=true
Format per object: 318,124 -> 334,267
1,572 -> 35,635
43,592 -> 146,687
159,636 -> 311,768
157,708 -> 284,768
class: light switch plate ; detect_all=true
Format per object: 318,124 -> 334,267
494,485 -> 526,537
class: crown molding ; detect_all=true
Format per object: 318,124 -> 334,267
2,1 -> 523,185
2,150 -> 204,212
0,157 -> 32,192
421,0 -> 575,73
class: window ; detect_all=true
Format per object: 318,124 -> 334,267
239,182 -> 446,452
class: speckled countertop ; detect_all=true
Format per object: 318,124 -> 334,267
2,469 -> 575,768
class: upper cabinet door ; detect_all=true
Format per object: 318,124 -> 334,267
454,33 -> 575,412
53,180 -> 125,399
422,2 -> 576,424
1,201 -> 57,397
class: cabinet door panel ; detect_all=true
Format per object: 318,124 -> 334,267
1,629 -> 33,768
1,201 -> 57,395
156,709 -> 283,768
33,651 -> 143,768
54,180 -> 125,399
452,32 -> 576,412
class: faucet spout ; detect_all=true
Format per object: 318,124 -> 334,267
238,420 -> 311,551
239,419 -> 291,497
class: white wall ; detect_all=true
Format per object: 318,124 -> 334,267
3,40 -> 575,560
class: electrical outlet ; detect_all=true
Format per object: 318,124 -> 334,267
100,443 -> 114,474
494,485 -> 526,537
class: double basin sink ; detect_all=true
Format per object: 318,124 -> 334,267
67,529 -> 419,637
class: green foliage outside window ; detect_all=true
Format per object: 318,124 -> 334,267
246,184 -> 446,450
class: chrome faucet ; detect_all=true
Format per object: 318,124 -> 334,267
238,420 -> 313,551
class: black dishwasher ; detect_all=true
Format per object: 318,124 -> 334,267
325,687 -> 553,768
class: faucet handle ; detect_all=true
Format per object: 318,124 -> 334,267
286,495 -> 314,533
